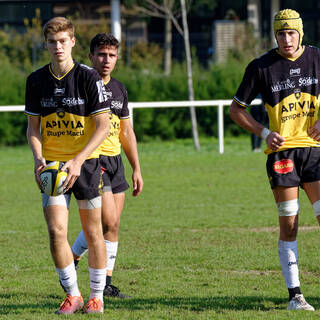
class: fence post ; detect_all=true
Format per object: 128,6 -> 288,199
218,103 -> 224,154
128,103 -> 134,127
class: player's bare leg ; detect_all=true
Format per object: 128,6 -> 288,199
102,191 -> 131,297
44,205 -> 73,267
303,181 -> 320,226
79,205 -> 106,311
272,186 -> 314,311
44,205 -> 83,314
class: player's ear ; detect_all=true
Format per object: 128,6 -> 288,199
88,53 -> 93,62
71,36 -> 76,47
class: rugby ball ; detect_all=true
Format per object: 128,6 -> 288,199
40,161 -> 68,196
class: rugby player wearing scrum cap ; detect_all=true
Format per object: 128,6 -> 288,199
230,9 -> 320,311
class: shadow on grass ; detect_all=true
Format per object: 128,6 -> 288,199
2,293 -> 318,314
0,293 -> 60,315
106,296 -> 288,312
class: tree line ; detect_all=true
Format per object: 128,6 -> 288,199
0,8 -> 259,146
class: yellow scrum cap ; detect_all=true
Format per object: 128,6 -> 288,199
273,9 -> 303,46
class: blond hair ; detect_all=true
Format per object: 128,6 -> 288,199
43,17 -> 75,40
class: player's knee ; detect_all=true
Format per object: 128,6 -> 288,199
102,220 -> 120,235
312,200 -> 320,217
280,223 -> 298,240
84,231 -> 99,247
47,223 -> 67,243
277,199 -> 299,216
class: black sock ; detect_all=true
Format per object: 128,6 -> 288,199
106,276 -> 112,286
288,287 -> 301,301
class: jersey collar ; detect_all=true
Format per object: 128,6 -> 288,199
276,45 -> 305,61
49,62 -> 75,80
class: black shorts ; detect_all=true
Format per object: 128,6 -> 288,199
100,154 -> 129,194
266,147 -> 320,188
45,158 -> 103,200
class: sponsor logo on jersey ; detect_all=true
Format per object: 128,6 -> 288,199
45,120 -> 84,129
111,100 -> 123,109
290,68 -> 301,76
56,109 -> 65,118
41,97 -> 85,107
294,89 -> 301,100
62,97 -> 85,107
54,87 -> 65,96
271,79 -> 295,93
298,76 -> 318,87
281,100 -> 316,113
41,98 -> 58,108
273,159 -> 294,174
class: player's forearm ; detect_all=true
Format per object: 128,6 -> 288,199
229,100 -> 265,137
27,119 -> 43,161
120,131 -> 141,172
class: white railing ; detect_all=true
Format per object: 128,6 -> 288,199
0,99 -> 262,154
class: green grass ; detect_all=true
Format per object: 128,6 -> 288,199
1,137 -> 320,319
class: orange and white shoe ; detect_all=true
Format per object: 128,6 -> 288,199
55,294 -> 84,314
82,297 -> 104,314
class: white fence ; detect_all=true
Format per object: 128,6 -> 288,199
0,99 -> 263,154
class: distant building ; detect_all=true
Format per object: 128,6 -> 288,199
1,0 -> 320,65
213,20 -> 247,63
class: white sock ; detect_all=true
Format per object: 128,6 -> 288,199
105,240 -> 118,271
56,262 -> 80,297
72,230 -> 88,258
278,240 -> 300,289
89,267 -> 107,301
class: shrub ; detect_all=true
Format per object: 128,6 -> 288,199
0,10 -> 260,145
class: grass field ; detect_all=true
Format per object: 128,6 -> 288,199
1,137 -> 320,319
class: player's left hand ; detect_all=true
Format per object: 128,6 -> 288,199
132,170 -> 143,197
308,120 -> 320,141
61,158 -> 83,191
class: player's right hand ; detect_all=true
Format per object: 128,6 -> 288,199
34,157 -> 46,189
266,132 -> 285,151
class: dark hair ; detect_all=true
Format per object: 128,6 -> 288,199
90,33 -> 119,54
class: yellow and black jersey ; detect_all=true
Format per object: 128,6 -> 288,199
234,46 -> 320,154
25,61 -> 110,161
94,77 -> 130,157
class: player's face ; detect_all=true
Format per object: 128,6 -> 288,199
89,45 -> 118,82
45,31 -> 75,63
276,29 -> 301,58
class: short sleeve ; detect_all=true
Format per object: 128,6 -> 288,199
233,59 -> 262,108
85,69 -> 110,115
24,75 -> 41,116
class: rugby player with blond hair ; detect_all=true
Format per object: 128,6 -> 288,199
25,17 -> 109,314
